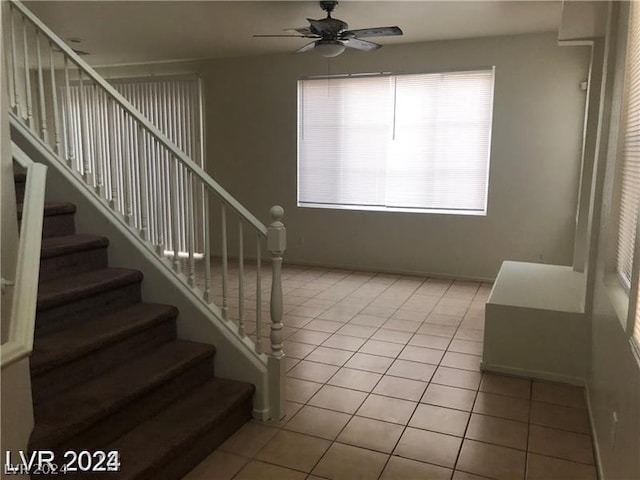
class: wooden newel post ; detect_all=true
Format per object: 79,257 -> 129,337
267,205 -> 286,420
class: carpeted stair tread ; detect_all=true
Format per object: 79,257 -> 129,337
41,234 -> 109,259
30,340 -> 216,449
17,201 -> 76,219
37,268 -> 143,311
31,303 -> 179,375
108,378 -> 254,480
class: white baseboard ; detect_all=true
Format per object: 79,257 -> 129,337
584,381 -> 606,480
480,361 -> 585,386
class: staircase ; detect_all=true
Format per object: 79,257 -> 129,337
15,171 -> 255,479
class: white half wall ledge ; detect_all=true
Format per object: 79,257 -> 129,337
482,261 -> 589,383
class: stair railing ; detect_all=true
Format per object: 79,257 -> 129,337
1,144 -> 47,368
3,0 -> 286,418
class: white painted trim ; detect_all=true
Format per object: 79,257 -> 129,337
1,144 -> 47,369
584,380 -> 606,480
479,361 -> 585,386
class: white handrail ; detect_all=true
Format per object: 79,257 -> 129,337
1,144 -> 47,368
9,0 -> 267,237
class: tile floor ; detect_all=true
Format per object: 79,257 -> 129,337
184,266 -> 597,480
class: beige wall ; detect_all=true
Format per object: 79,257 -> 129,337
199,32 -> 590,280
586,3 -> 640,478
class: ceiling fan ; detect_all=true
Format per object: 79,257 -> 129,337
253,1 -> 403,58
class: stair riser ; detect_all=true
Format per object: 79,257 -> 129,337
36,283 -> 141,337
147,397 -> 252,480
32,320 -> 177,404
53,356 -> 215,452
40,213 -> 76,238
39,247 -> 109,284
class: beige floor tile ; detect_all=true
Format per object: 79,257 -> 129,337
337,416 -> 404,453
391,308 -> 430,322
432,366 -> 482,390
357,393 -> 417,424
371,328 -> 414,344
394,427 -> 462,468
322,334 -> 367,351
182,450 -> 249,480
284,314 -> 314,329
422,384 -> 477,411
409,333 -> 451,350
305,346 -> 354,366
417,323 -> 457,338
452,470 -> 492,480
398,345 -> 444,364
465,413 -> 528,450
259,401 -> 304,429
532,381 -> 587,409
255,430 -> 330,472
286,378 -> 323,403
456,439 -> 526,480
308,384 -> 368,414
318,307 -> 359,323
480,373 -> 531,399
473,392 -> 530,422
234,460 -> 306,480
337,323 -> 378,339
286,357 -> 300,372
454,328 -> 484,342
350,314 -> 389,327
344,353 -> 394,373
441,351 -> 482,371
526,453 -> 597,480
528,425 -> 594,464
328,367 -> 382,392
360,305 -> 396,318
287,360 -> 340,383
312,442 -> 389,480
218,422 -> 279,457
409,403 -> 470,436
382,318 -> 422,333
387,359 -> 436,382
373,375 -> 427,401
426,313 -> 463,326
530,401 -> 591,434
433,303 -> 468,316
286,341 -> 318,360
380,455 -> 452,480
284,405 -> 351,440
304,319 -> 344,333
289,305 -> 329,318
287,330 -> 332,346
359,339 -> 404,358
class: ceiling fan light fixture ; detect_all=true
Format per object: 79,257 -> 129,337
314,40 -> 345,57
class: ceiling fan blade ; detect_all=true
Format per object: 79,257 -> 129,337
285,26 -> 315,36
342,38 -> 381,51
296,41 -> 318,54
253,34 -> 316,38
342,26 -> 403,38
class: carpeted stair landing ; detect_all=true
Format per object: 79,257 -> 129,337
15,171 -> 255,479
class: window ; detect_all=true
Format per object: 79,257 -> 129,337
619,1 -> 640,349
297,68 -> 495,215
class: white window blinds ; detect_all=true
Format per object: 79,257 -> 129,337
620,1 -> 640,348
298,69 -> 495,214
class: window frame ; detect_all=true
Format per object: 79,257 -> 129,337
296,67 -> 496,216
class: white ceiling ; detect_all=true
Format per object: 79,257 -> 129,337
25,1 -> 562,66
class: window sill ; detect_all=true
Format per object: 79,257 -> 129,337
297,202 -> 487,216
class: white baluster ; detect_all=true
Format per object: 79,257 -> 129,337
154,139 -> 165,256
255,236 -> 262,354
122,111 -> 133,225
170,156 -> 180,271
9,5 -> 20,115
35,30 -> 48,143
78,71 -> 91,183
22,16 -> 33,129
267,206 -> 286,420
221,203 -> 229,320
203,187 -> 212,302
187,171 -> 196,287
137,123 -> 149,240
238,221 -> 245,337
63,56 -> 74,167
107,99 -> 118,210
49,42 -> 61,155
92,86 -> 104,195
